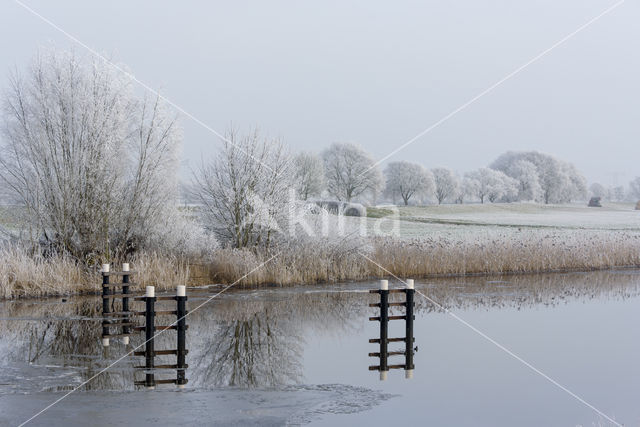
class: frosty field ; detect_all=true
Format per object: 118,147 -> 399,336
365,202 -> 640,238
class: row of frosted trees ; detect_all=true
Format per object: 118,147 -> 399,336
294,144 -> 589,206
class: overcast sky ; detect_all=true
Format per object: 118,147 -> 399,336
1,0 -> 637,185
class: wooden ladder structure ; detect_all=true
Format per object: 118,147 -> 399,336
368,279 -> 416,380
100,264 -> 188,388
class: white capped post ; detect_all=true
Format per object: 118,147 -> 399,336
102,337 -> 110,347
406,279 -> 414,290
146,286 -> 155,298
102,263 -> 110,273
122,337 -> 129,345
177,285 -> 186,297
380,279 -> 388,291
122,263 -> 130,272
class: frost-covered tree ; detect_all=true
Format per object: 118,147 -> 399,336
465,168 -> 516,204
609,185 -> 625,202
629,177 -> 640,200
589,183 -> 607,199
431,168 -> 459,204
293,152 -> 324,200
506,160 -> 542,201
0,49 -> 181,261
457,176 -> 479,204
490,151 -> 586,204
192,128 -> 292,249
384,161 -> 434,205
322,143 -> 383,202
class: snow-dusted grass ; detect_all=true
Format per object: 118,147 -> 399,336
383,202 -> 640,232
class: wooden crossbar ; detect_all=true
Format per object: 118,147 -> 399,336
133,349 -> 188,356
101,282 -> 139,288
134,364 -> 189,370
368,351 -> 405,357
369,337 -> 414,343
368,364 -> 406,371
101,271 -> 137,276
369,315 -> 413,321
135,379 -> 188,386
369,302 -> 406,308
368,289 -> 407,294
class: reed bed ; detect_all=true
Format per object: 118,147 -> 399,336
2,229 -> 640,298
199,229 -> 640,286
0,248 -> 189,299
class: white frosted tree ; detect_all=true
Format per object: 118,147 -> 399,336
589,183 -> 607,199
431,168 -> 459,204
384,161 -> 434,205
609,185 -> 625,202
465,168 -> 518,203
492,174 -> 519,202
322,142 -> 383,202
0,49 -> 181,261
490,151 -> 586,204
293,152 -> 324,200
458,176 -> 480,204
628,177 -> 640,200
192,128 -> 292,249
507,160 -> 542,201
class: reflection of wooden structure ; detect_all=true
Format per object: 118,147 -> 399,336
132,286 -> 189,389
101,263 -> 135,346
368,279 -> 416,380
99,264 -> 188,389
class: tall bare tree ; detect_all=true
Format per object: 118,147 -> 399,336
192,128 -> 292,249
322,142 -> 383,202
293,151 -> 324,200
431,167 -> 459,204
629,177 -> 640,201
0,49 -> 181,261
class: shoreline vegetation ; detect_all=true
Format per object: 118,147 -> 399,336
2,49 -> 640,299
3,227 -> 640,299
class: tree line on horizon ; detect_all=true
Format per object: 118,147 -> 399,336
294,143 -> 598,206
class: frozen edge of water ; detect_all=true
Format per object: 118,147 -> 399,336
0,384 -> 395,426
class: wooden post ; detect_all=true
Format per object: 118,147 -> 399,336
122,263 -> 130,345
405,279 -> 415,379
379,279 -> 389,380
176,285 -> 187,389
145,286 -> 156,389
101,264 -> 110,347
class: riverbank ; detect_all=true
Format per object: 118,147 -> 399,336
3,228 -> 640,298
3,203 -> 639,298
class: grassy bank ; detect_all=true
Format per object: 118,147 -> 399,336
3,228 -> 640,298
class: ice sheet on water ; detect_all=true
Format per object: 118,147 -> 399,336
0,384 -> 394,426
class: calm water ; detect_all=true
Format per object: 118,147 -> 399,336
2,270 -> 640,426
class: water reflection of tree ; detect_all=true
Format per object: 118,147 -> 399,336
195,310 -> 302,387
188,292 -> 361,388
1,299 -> 137,391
